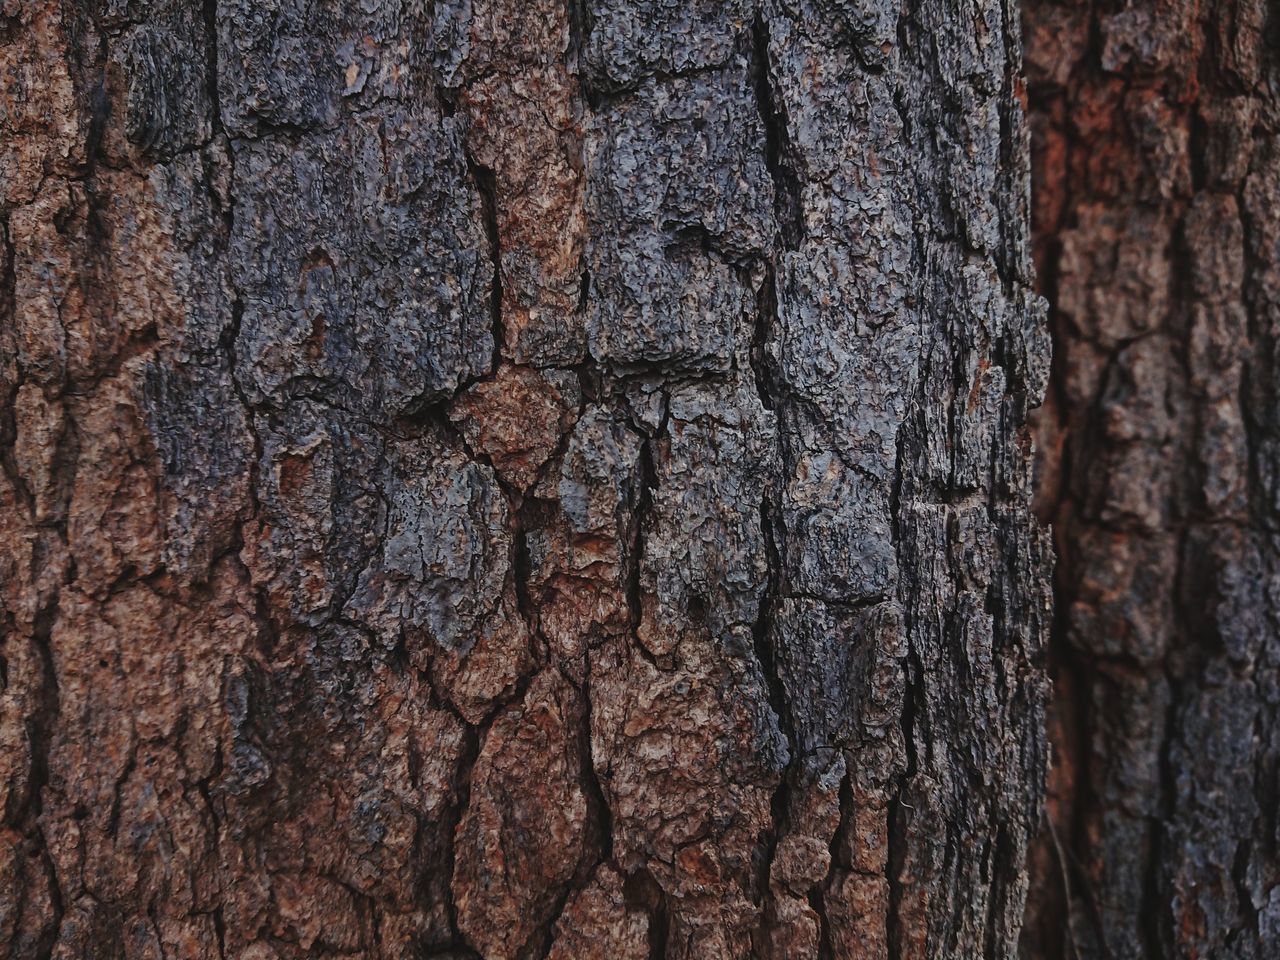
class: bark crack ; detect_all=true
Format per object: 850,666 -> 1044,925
465,154 -> 505,375
751,12 -> 804,252
202,0 -> 224,140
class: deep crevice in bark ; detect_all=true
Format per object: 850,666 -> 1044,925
750,12 -> 804,252
625,427 -> 663,671
464,155 -> 505,375
623,868 -> 670,960
201,0 -> 223,140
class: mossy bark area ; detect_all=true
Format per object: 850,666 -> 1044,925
0,2 -> 1049,958
1020,1 -> 1280,957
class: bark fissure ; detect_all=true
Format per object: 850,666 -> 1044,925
465,155 -> 505,376
750,13 -> 804,252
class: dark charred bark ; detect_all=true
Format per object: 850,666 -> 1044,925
1020,1 -> 1280,957
1,2 -> 1047,959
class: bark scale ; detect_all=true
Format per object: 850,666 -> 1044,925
1021,0 -> 1280,957
1,1 -> 1048,958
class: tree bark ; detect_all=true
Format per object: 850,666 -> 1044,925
1020,0 -> 1280,957
1,2 -> 1049,959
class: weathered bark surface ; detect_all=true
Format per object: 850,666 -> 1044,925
1021,1 -> 1280,957
1,2 -> 1048,958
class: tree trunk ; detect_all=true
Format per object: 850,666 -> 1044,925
1020,0 -> 1280,957
1,1 -> 1049,958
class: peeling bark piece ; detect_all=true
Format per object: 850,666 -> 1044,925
230,117 -> 493,418
769,756 -> 845,919
527,406 -> 643,667
346,437 -> 510,658
826,870 -> 891,960
779,417 -> 898,603
585,69 -> 772,371
12,384 -> 62,523
443,0 -> 589,365
244,402 -> 383,624
583,0 -> 750,90
1057,207 -> 1172,348
545,864 -> 650,960
65,367 -> 165,593
1066,528 -> 1178,663
217,0 -> 438,136
431,591 -> 534,725
213,649 -> 468,955
590,633 -> 786,956
11,152 -> 231,391
453,670 -> 590,960
448,365 -> 572,493
638,380 -> 776,658
41,567 -> 254,919
0,3 -> 86,209
771,599 -> 906,769
143,358 -> 251,580
105,12 -> 212,160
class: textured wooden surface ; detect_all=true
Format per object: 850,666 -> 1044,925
1021,0 -> 1280,957
1,1 -> 1048,957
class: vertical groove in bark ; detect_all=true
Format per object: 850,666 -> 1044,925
1,1 -> 1046,958
1021,0 -> 1280,957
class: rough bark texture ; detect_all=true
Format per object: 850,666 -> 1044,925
1020,1 -> 1280,957
1,2 -> 1049,958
